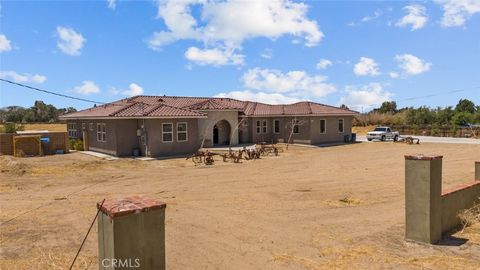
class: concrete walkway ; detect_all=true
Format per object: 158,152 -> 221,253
357,135 -> 480,145
79,151 -> 119,160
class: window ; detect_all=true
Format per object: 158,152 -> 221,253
273,119 -> 280,134
256,120 -> 261,134
338,119 -> 344,133
97,123 -> 106,142
293,120 -> 299,134
82,123 -> 86,131
262,120 -> 267,133
68,122 -> 77,138
162,123 -> 173,142
320,119 -> 326,134
89,123 -> 93,131
177,122 -> 188,142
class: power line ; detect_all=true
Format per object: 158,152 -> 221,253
353,86 -> 480,112
0,78 -> 108,105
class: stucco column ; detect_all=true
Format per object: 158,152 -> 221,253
475,161 -> 480,181
405,154 -> 443,244
98,195 -> 167,270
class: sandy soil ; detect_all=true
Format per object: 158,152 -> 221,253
1,142 -> 480,269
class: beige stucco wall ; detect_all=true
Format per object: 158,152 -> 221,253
198,111 -> 239,147
441,182 -> 480,233
241,115 -> 353,145
310,116 -> 353,144
144,118 -> 200,157
71,119 -> 119,156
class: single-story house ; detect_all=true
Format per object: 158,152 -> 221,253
60,95 -> 358,157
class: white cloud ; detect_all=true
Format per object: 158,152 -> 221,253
434,0 -> 480,27
243,68 -> 336,97
348,9 -> 382,26
110,83 -> 145,96
395,54 -> 431,75
215,90 -> 301,104
121,83 -> 144,96
56,26 -> 86,56
396,4 -> 428,30
389,72 -> 400,78
148,0 -> 322,66
0,71 -> 46,84
185,46 -> 244,66
339,83 -> 392,112
0,34 -> 12,52
353,57 -> 380,76
260,49 -> 273,59
316,59 -> 332,69
107,0 -> 116,10
72,81 -> 100,95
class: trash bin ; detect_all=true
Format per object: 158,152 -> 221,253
344,134 -> 350,143
351,133 -> 356,142
133,148 -> 140,157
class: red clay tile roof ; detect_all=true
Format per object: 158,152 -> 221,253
60,95 -> 357,119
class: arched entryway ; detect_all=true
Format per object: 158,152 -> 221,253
213,120 -> 231,145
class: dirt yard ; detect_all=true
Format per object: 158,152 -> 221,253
1,142 -> 480,269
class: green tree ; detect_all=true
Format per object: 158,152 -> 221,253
455,99 -> 476,114
375,101 -> 397,114
452,112 -> 474,126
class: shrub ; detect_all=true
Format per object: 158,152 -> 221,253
3,122 -> 24,133
68,139 -> 84,151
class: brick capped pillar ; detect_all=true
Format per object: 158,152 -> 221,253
405,154 -> 443,244
98,195 -> 167,270
475,161 -> 480,181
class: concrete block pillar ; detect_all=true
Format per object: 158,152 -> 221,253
405,154 -> 443,244
97,195 -> 167,270
475,161 -> 480,181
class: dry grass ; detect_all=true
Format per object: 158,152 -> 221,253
458,200 -> 480,231
0,123 -> 66,132
352,125 -> 375,136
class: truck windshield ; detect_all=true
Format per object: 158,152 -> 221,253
374,128 -> 386,132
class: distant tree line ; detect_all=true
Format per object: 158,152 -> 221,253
353,99 -> 480,129
0,100 -> 77,123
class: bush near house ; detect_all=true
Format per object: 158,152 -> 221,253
69,139 -> 84,151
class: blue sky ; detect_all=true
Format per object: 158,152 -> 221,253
0,0 -> 479,112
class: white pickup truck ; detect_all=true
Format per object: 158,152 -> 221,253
366,126 -> 400,141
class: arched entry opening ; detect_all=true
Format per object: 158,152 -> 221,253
213,120 -> 231,145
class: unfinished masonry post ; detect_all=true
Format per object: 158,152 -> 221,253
98,195 -> 167,270
405,154 -> 443,244
475,161 -> 480,181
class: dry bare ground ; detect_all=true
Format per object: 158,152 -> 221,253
1,142 -> 480,269
0,123 -> 67,132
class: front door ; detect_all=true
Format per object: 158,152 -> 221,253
213,125 -> 219,144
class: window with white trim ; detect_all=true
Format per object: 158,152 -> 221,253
82,123 -> 86,131
68,122 -> 77,138
256,120 -> 261,134
162,123 -> 173,142
338,119 -> 344,133
97,123 -> 106,142
177,122 -> 188,142
262,120 -> 267,133
89,123 -> 93,131
273,119 -> 280,134
320,119 -> 326,134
